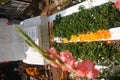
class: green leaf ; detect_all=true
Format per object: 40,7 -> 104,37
14,25 -> 45,56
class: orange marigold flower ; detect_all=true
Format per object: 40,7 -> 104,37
64,29 -> 111,43
70,35 -> 78,42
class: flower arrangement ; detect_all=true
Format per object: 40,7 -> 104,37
15,26 -> 99,79
52,1 -> 120,65
53,2 -> 120,39
47,47 -> 99,79
15,0 -> 120,79
62,29 -> 111,43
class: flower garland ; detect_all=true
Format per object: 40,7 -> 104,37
62,29 -> 111,43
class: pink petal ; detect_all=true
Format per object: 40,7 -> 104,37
60,50 -> 76,70
76,60 -> 98,78
87,69 -> 99,79
49,47 -> 61,59
76,69 -> 86,77
114,0 -> 120,8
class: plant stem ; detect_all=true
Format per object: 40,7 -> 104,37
14,26 -> 54,62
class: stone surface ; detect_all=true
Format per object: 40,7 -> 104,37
0,18 -> 25,62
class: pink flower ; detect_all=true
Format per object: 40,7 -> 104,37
76,60 -> 99,79
48,48 -> 77,71
87,69 -> 99,79
49,47 -> 61,59
60,50 -> 76,71
46,47 -> 99,79
44,47 -> 62,67
114,0 -> 120,9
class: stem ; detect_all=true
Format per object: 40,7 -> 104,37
15,26 -> 67,64
14,26 -> 52,60
15,26 -> 71,71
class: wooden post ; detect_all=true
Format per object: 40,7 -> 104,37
38,16 -> 49,65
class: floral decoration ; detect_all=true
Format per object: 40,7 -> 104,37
63,29 -> 111,43
48,47 -> 99,79
15,26 -> 99,79
76,60 -> 99,79
14,1 -> 120,79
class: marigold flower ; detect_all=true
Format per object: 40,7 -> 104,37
63,29 -> 111,43
24,67 -> 39,76
106,40 -> 111,44
63,38 -> 69,43
71,35 -> 78,42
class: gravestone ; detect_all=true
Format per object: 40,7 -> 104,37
20,16 -> 49,65
0,18 -> 25,62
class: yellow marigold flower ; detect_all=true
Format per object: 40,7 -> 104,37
63,38 -> 69,43
106,40 -> 111,44
70,35 -> 78,42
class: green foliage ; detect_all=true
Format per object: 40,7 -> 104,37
52,2 -> 120,65
53,41 -> 120,65
53,2 -> 120,39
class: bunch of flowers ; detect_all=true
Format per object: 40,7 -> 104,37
47,47 -> 99,79
62,29 -> 111,43
15,26 -> 99,79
